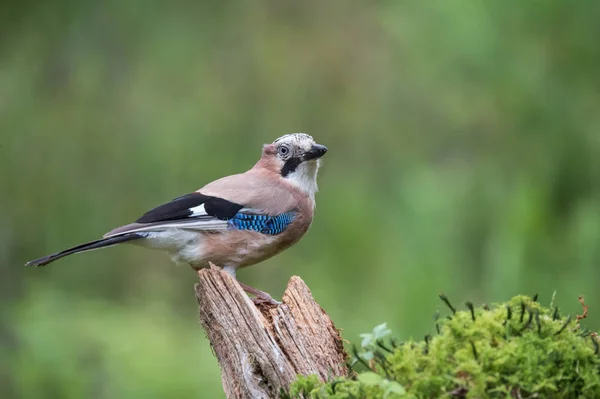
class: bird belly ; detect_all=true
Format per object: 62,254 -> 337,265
135,226 -> 304,269
135,229 -> 204,265
197,230 -> 282,269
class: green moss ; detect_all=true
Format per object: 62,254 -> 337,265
286,374 -> 393,399
287,295 -> 600,398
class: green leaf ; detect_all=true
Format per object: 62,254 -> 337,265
357,372 -> 383,386
383,381 -> 406,397
359,351 -> 374,361
373,323 -> 392,340
360,333 -> 374,347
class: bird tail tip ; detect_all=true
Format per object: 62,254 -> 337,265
25,255 -> 54,267
24,233 -> 143,268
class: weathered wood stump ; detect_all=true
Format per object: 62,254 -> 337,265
195,265 -> 349,399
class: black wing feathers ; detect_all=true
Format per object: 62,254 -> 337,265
204,197 -> 245,219
136,193 -> 206,223
135,193 -> 244,223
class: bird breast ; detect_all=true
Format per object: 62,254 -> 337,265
199,206 -> 313,269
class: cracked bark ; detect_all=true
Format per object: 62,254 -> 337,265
195,265 -> 349,399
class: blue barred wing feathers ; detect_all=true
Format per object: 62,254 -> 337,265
228,212 -> 296,235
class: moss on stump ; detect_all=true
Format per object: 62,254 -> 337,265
287,295 -> 600,398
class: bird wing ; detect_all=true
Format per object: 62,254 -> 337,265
104,171 -> 298,238
103,193 -> 242,237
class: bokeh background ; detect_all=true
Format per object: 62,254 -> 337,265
2,1 -> 600,397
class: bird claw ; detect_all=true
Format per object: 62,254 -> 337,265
236,280 -> 281,306
251,294 -> 282,306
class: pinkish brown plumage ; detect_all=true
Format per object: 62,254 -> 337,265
25,133 -> 327,303
191,187 -> 314,269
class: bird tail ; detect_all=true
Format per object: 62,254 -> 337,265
25,233 -> 144,267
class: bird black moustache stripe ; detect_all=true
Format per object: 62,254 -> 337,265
281,158 -> 302,177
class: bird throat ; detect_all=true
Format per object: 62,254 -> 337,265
282,160 -> 319,198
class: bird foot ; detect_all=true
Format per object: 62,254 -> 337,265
251,293 -> 282,306
236,280 -> 281,306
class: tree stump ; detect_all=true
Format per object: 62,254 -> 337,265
194,265 -> 349,399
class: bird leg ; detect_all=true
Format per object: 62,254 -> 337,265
236,281 -> 281,306
201,263 -> 281,306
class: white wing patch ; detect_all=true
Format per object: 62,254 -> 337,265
189,204 -> 208,217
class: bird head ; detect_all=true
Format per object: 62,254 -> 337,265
259,133 -> 327,196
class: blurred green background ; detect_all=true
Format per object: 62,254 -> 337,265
2,1 -> 600,398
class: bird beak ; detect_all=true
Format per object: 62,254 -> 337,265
303,144 -> 328,161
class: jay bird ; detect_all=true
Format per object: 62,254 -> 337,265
26,133 -> 327,304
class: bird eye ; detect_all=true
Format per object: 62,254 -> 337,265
278,146 -> 290,156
